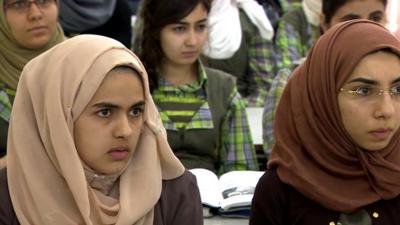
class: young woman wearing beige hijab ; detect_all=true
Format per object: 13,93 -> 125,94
0,34 -> 203,225
0,0 -> 65,157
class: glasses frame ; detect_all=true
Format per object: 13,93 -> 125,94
339,87 -> 400,97
4,0 -> 54,12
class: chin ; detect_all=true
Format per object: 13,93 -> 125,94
362,142 -> 390,152
26,37 -> 52,50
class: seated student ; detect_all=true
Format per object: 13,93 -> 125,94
263,0 -> 389,157
0,0 -> 65,157
251,20 -> 400,224
275,0 -> 387,71
139,0 -> 259,174
59,0 -> 132,48
200,0 -> 276,107
0,35 -> 203,225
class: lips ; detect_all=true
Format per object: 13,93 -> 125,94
181,51 -> 198,58
107,146 -> 130,160
28,26 -> 48,35
369,128 -> 393,140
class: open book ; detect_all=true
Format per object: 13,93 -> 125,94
189,168 -> 264,218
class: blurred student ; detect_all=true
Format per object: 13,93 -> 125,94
139,0 -> 259,174
275,0 -> 387,70
251,20 -> 400,224
201,0 -> 276,107
59,0 -> 132,48
0,0 -> 65,157
0,34 -> 202,225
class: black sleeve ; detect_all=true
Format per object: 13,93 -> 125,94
249,169 -> 288,225
0,168 -> 19,225
154,170 -> 203,225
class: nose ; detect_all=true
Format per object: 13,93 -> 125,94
185,29 -> 198,46
373,92 -> 396,119
27,2 -> 43,20
113,115 -> 133,138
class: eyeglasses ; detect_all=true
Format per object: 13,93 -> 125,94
339,85 -> 400,100
4,0 -> 55,12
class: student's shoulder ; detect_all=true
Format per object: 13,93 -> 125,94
162,170 -> 198,193
204,67 -> 236,85
254,168 -> 290,202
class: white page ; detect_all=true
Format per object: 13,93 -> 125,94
190,168 -> 222,208
218,171 -> 264,211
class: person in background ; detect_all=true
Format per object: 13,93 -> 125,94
0,34 -> 203,225
0,0 -> 65,157
59,0 -> 132,48
251,20 -> 400,224
200,0 -> 276,107
263,0 -> 388,157
275,0 -> 387,71
139,0 -> 259,174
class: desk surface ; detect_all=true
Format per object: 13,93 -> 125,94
204,217 -> 249,225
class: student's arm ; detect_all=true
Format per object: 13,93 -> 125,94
154,170 -> 203,225
247,31 -> 277,107
275,19 -> 303,70
220,89 -> 259,173
262,68 -> 292,157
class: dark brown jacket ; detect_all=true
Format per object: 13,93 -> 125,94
0,168 -> 203,225
250,169 -> 400,225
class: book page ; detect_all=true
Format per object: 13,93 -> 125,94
218,171 -> 264,211
189,168 -> 222,208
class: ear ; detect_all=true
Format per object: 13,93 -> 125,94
319,13 -> 329,33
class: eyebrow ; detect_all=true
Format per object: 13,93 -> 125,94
339,14 -> 361,22
92,101 -> 145,109
347,77 -> 400,85
174,18 -> 208,25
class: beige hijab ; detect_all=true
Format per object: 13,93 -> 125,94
7,34 -> 185,225
0,0 -> 65,90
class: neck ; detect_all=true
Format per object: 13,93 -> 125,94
160,61 -> 198,86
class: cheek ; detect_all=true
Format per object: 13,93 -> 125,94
6,14 -> 23,39
338,99 -> 364,135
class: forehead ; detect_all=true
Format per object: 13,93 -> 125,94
178,3 -> 208,23
346,51 -> 400,82
333,0 -> 385,17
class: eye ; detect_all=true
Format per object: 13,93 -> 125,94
353,86 -> 373,96
37,0 -> 49,4
172,26 -> 186,33
129,107 -> 143,117
96,108 -> 111,118
195,23 -> 207,32
7,0 -> 27,9
369,12 -> 384,23
390,85 -> 400,95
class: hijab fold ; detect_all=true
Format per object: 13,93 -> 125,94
268,20 -> 400,212
0,0 -> 65,90
7,34 -> 184,225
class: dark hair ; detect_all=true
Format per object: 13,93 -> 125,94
322,0 -> 387,24
140,0 -> 211,91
